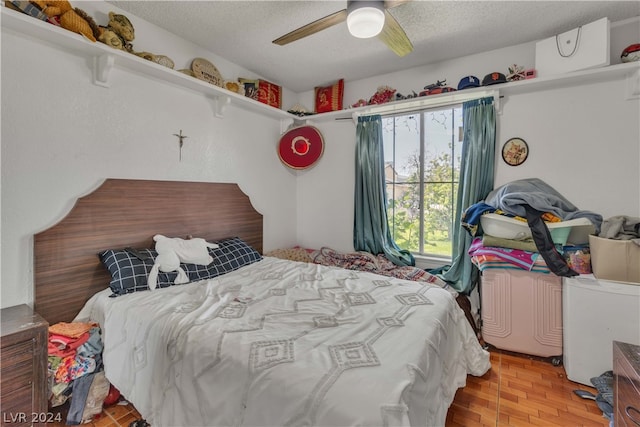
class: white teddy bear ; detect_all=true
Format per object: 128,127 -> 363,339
147,234 -> 219,290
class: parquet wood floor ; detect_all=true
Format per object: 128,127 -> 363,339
48,400 -> 142,427
49,348 -> 608,427
445,348 -> 609,427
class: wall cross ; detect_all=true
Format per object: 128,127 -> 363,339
173,130 -> 189,161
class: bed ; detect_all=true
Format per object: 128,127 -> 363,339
35,179 -> 490,427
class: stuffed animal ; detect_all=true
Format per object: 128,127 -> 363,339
107,11 -> 135,42
61,7 -> 98,42
98,26 -> 125,50
98,12 -> 135,51
31,0 -> 72,17
31,1 -> 98,42
147,235 -> 219,290
368,86 -> 396,105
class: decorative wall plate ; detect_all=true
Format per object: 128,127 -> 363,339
191,58 -> 223,87
153,55 -> 175,69
502,137 -> 529,166
278,125 -> 324,170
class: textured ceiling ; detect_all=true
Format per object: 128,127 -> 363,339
107,1 -> 640,93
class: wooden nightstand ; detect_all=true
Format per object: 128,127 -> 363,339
614,341 -> 640,427
1,305 -> 48,427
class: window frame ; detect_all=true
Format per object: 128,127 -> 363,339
382,102 -> 463,260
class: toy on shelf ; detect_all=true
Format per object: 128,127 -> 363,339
287,104 -> 314,117
97,26 -> 125,50
368,86 -> 396,105
18,0 -> 100,42
134,51 -> 175,69
98,11 -> 134,52
507,64 -> 526,81
419,79 -> 456,96
5,1 -> 49,20
396,90 -> 418,100
621,43 -> 640,63
107,11 -> 134,42
223,80 -> 244,95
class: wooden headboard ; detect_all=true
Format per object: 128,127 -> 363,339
34,179 -> 263,325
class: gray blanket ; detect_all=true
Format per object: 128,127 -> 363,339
599,215 -> 640,245
484,178 -> 603,233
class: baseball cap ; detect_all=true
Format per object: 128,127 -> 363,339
482,72 -> 507,86
457,76 -> 480,90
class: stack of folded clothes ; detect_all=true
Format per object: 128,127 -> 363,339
48,321 -> 110,424
463,178 -> 601,277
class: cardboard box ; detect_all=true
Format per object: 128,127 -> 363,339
589,235 -> 640,284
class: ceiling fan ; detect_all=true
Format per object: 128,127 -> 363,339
272,0 -> 413,57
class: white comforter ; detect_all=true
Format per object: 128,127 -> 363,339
77,257 -> 490,427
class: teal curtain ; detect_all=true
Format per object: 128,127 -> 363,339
354,115 -> 415,266
439,97 -> 496,293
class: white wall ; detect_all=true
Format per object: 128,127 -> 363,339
295,120 -> 357,253
494,78 -> 638,216
0,3 -> 299,309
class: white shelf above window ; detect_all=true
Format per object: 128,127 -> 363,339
1,6 -> 299,121
308,61 -> 639,122
497,62 -> 640,97
313,89 -> 500,122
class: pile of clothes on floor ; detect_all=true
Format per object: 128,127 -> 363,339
48,321 -> 110,424
574,371 -> 615,424
463,178 -> 603,277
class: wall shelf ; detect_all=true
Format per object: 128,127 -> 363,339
498,62 -> 640,97
1,6 -> 299,122
310,89 -> 501,122
308,61 -> 639,122
3,5 -> 638,124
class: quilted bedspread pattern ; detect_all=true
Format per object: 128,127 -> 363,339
77,257 -> 490,427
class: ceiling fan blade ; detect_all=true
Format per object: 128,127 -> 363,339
383,0 -> 411,9
272,9 -> 348,45
378,9 -> 413,56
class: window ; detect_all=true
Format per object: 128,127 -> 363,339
382,105 -> 463,259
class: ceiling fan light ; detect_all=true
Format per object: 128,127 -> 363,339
347,1 -> 385,39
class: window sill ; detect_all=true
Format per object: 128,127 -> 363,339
413,254 -> 450,271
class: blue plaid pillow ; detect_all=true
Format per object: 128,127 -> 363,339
99,248 -> 205,296
204,237 -> 262,277
99,238 -> 261,296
